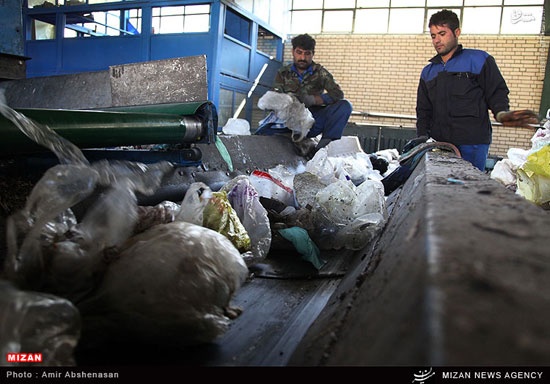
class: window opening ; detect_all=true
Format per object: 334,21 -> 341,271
257,26 -> 280,57
225,7 -> 251,44
290,0 -> 544,35
152,4 -> 210,34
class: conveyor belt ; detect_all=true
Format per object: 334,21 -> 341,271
73,249 -> 357,367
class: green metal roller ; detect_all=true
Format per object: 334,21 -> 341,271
0,101 -> 217,156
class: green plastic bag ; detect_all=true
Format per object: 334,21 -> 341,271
203,191 -> 250,252
278,227 -> 325,270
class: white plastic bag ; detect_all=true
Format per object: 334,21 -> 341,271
250,170 -> 297,207
530,128 -> 550,153
222,118 -> 251,136
490,159 -> 517,187
176,182 -> 213,225
77,221 -> 248,348
507,148 -> 529,168
257,91 -> 315,142
305,141 -> 377,186
311,179 -> 387,250
4,161 -> 174,302
135,201 -> 181,234
222,177 -> 272,265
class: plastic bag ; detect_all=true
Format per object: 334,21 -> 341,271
77,221 -> 248,348
203,190 -> 251,253
530,128 -> 550,153
305,142 -> 379,186
278,227 -> 324,270
257,91 -> 315,142
0,279 -> 80,366
250,170 -> 297,208
490,159 -> 517,188
222,177 -> 272,265
134,201 -> 181,234
311,179 -> 387,250
4,164 -> 100,291
176,182 -> 213,225
507,148 -> 529,168
4,160 -> 174,302
517,145 -> 550,206
293,172 -> 327,210
222,118 -> 251,136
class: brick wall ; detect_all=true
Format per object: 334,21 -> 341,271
282,34 -> 550,157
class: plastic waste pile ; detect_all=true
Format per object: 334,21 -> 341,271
0,95 -> 251,364
250,136 -> 394,258
491,126 -> 550,209
0,89 -> 400,364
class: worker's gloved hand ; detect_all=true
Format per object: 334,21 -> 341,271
402,135 -> 429,154
301,95 -> 317,108
497,110 -> 539,128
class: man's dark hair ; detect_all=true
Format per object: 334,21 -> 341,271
429,9 -> 460,32
291,34 -> 316,52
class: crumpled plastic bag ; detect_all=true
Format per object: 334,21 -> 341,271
203,190 -> 251,253
305,143 -> 380,186
257,91 -> 315,142
517,145 -> 550,206
530,127 -> 550,153
311,179 -> 387,250
77,221 -> 248,348
222,118 -> 251,136
4,160 -> 174,303
134,200 -> 181,234
278,227 -> 325,270
0,279 -> 81,366
490,159 -> 517,188
176,182 -> 213,226
507,147 -> 529,168
221,176 -> 271,265
250,170 -> 297,208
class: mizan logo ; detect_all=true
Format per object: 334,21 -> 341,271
412,368 -> 435,383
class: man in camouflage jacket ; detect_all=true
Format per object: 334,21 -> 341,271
257,34 -> 352,154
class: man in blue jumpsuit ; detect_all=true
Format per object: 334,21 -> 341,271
256,34 -> 353,156
413,10 -> 538,171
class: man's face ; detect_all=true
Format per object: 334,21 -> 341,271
430,24 -> 460,58
292,46 -> 314,71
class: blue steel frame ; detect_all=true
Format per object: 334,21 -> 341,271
21,0 -> 284,127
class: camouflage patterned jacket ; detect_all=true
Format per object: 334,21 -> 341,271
272,62 -> 344,104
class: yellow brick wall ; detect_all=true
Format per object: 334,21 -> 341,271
282,34 -> 550,157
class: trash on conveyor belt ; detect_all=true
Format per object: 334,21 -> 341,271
491,126 -> 550,209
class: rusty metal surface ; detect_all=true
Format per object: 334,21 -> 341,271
110,56 -> 208,107
0,56 -> 208,110
0,70 -> 112,109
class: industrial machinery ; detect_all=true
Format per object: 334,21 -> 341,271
0,56 -> 217,165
